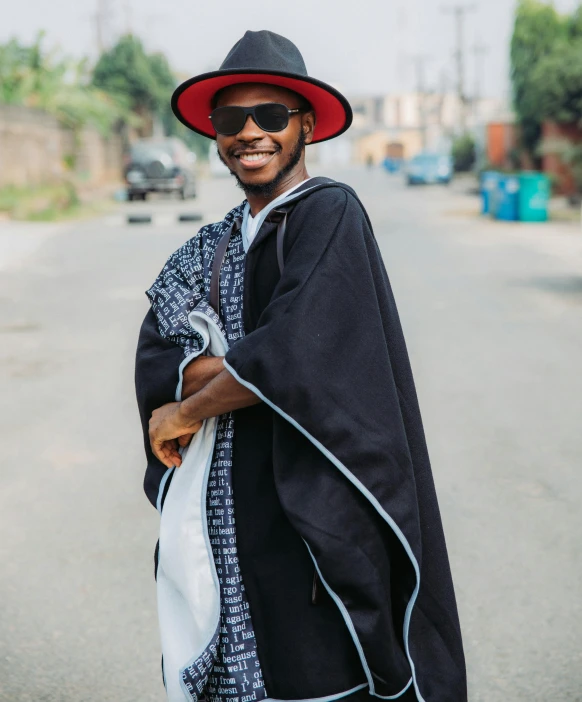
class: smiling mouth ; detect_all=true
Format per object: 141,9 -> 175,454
235,151 -> 278,169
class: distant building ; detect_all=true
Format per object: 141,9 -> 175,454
327,91 -> 512,166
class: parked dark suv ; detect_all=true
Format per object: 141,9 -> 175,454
124,137 -> 197,200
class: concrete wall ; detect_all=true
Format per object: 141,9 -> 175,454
0,105 -> 124,188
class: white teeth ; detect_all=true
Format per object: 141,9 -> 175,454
239,152 -> 270,162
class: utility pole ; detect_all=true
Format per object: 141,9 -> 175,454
472,37 -> 489,124
442,3 -> 477,132
93,0 -> 114,53
411,54 -> 431,151
436,68 -> 448,130
123,0 -> 133,35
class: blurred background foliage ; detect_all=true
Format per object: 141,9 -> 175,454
91,33 -> 206,156
511,0 -> 582,164
452,133 -> 477,173
0,31 -> 135,135
0,30 -> 207,158
91,35 -> 173,115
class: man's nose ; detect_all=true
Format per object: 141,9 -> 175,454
237,113 -> 264,140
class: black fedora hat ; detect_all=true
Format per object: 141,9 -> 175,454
171,30 -> 352,144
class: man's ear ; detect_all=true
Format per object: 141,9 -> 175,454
302,110 -> 316,145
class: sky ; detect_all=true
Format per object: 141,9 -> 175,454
1,0 -> 581,102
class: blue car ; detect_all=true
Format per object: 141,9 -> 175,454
405,153 -> 453,185
382,157 -> 404,173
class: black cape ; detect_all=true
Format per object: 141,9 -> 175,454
136,178 -> 467,702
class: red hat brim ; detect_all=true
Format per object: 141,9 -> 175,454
171,70 -> 352,144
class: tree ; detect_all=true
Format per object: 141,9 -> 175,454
92,35 -> 174,116
566,5 -> 582,39
510,0 -> 567,158
0,37 -> 40,104
527,41 -> 582,124
148,52 -> 177,110
91,36 -> 208,155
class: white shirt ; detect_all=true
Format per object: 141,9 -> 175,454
245,178 -> 312,247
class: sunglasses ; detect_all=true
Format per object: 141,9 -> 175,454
209,102 -> 304,136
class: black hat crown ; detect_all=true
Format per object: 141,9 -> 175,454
220,30 -> 308,76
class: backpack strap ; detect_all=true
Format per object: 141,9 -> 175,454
266,208 -> 289,276
209,216 -> 242,315
209,205 -> 293,316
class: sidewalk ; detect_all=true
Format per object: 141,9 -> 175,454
438,179 -> 582,265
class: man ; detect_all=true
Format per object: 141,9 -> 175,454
136,30 -> 466,702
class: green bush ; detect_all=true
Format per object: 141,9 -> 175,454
452,133 -> 476,172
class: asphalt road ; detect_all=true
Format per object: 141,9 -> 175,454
1,168 -> 581,702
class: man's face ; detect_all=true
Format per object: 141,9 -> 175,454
214,83 -> 315,194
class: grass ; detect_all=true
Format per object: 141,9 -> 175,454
0,182 -> 114,222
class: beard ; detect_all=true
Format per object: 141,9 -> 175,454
218,130 -> 306,199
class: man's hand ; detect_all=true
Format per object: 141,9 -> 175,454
149,402 -> 203,469
149,368 -> 261,469
174,356 -> 225,451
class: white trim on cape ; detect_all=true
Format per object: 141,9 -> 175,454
223,360 -> 425,702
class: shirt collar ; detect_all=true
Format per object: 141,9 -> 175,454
241,178 -> 312,252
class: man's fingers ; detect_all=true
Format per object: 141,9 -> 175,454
148,407 -> 204,468
178,433 -> 194,447
149,429 -> 182,467
164,439 -> 182,467
153,439 -> 182,469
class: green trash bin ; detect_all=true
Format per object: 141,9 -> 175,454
519,172 -> 550,222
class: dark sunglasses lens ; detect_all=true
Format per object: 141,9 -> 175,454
255,103 -> 290,131
210,106 -> 245,135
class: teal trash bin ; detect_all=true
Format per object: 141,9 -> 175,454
481,171 -> 499,215
519,172 -> 550,222
494,175 -> 520,221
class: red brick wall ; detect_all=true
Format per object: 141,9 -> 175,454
486,122 -> 518,168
